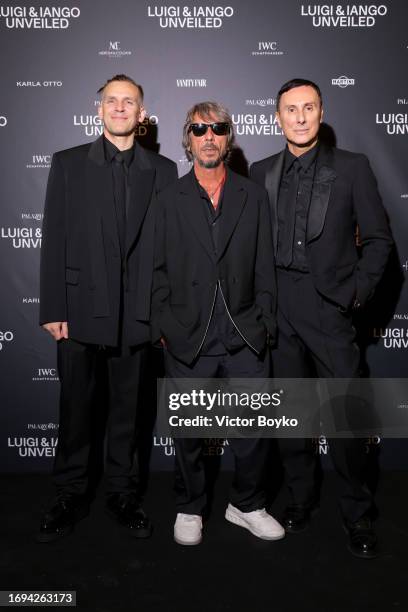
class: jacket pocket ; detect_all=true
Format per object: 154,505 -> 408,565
65,267 -> 80,285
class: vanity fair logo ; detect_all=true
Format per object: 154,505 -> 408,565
17,81 -> 62,87
176,78 -> 207,87
1,227 -> 42,248
147,5 -> 234,28
332,76 -> 355,88
73,114 -> 159,137
373,325 -> 408,349
300,4 -> 387,27
397,99 -> 408,105
231,113 -> 283,136
251,41 -> 284,56
0,115 -> 7,127
376,113 -> 408,135
98,41 -> 132,58
0,6 -> 80,28
26,154 -> 51,169
0,330 -> 14,351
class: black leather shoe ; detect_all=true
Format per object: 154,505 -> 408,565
282,504 -> 316,533
344,517 -> 378,559
106,493 -> 152,538
37,494 -> 89,543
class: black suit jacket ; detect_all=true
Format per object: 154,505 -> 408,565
250,144 -> 393,310
151,168 -> 276,365
40,136 -> 177,346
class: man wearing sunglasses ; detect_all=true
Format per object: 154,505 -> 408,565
151,101 -> 284,545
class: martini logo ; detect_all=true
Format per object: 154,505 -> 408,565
300,4 -> 387,27
0,330 -> 14,351
98,41 -> 132,58
232,113 -> 283,136
252,41 -> 284,56
332,76 -> 355,88
0,6 -> 80,29
26,154 -> 51,169
1,227 -> 42,248
376,113 -> 408,135
147,5 -> 234,28
0,115 -> 7,127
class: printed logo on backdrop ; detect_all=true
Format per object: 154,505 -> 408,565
26,155 -> 51,169
153,436 -> 228,456
232,113 -> 283,136
74,113 -> 159,138
0,6 -> 80,29
332,76 -> 355,88
300,4 -> 387,27
372,320 -> 408,348
32,368 -> 59,382
1,227 -> 42,248
0,115 -> 7,127
0,330 -> 14,351
397,99 -> 408,105
8,434 -> 57,458
176,78 -> 207,87
376,113 -> 408,134
403,262 -> 408,274
314,435 -> 380,454
21,213 -> 43,221
22,297 -> 40,304
98,41 -> 132,58
245,98 -> 275,107
147,5 -> 234,28
251,41 -> 284,56
16,81 -> 62,88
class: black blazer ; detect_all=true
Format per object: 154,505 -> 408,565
151,168 -> 277,365
250,144 -> 393,310
40,136 -> 177,346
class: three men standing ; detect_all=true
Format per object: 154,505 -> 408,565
251,78 -> 393,558
38,74 -> 177,541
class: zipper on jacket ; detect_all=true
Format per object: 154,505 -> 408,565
217,280 -> 259,354
193,284 -> 218,360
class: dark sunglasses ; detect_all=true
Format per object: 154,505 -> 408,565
188,122 -> 230,137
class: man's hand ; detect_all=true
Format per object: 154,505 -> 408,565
42,322 -> 69,341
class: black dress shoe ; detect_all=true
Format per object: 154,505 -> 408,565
106,493 -> 152,538
344,517 -> 378,559
282,504 -> 316,534
37,494 -> 89,543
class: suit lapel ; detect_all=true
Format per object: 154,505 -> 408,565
86,136 -> 114,316
265,150 -> 285,254
306,144 -> 337,242
179,170 -> 216,262
217,171 -> 248,262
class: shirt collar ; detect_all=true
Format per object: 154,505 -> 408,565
284,142 -> 319,174
103,136 -> 135,167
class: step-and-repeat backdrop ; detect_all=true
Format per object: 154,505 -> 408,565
0,0 -> 407,472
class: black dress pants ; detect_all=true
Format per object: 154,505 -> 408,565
53,338 -> 150,497
164,346 -> 270,515
273,269 -> 373,523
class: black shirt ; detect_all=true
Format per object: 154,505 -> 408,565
277,144 -> 318,271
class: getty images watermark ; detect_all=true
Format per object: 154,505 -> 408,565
157,378 -> 408,438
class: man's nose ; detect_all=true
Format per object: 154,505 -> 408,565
205,127 -> 215,140
297,111 -> 306,124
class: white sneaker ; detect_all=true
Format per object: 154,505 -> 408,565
225,504 -> 285,540
174,513 -> 202,545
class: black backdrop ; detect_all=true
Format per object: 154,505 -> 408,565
0,0 -> 407,472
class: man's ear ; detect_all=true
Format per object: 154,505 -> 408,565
139,106 -> 147,123
97,104 -> 103,121
275,111 -> 282,129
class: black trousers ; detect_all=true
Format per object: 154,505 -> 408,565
273,269 -> 373,523
164,345 -> 270,515
53,338 -> 150,497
